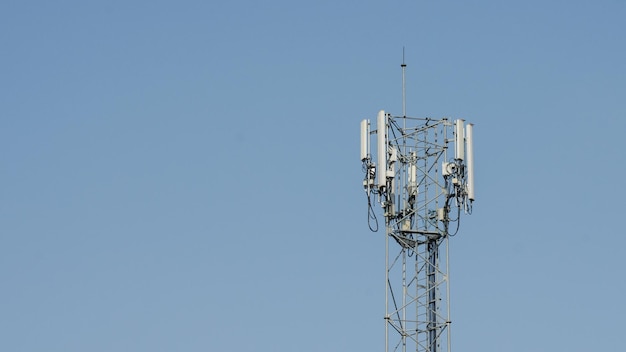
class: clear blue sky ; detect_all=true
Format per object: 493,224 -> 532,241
1,1 -> 625,351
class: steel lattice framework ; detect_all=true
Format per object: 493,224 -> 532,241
361,112 -> 474,352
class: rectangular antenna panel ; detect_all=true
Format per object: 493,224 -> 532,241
455,119 -> 465,160
466,123 -> 475,201
408,163 -> 418,195
360,119 -> 369,161
376,110 -> 387,188
408,163 -> 417,184
389,146 -> 397,163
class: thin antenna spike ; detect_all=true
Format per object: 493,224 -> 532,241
401,47 -> 407,117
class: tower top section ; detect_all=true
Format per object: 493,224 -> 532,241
360,113 -> 475,235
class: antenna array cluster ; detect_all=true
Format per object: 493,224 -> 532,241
360,110 -> 475,352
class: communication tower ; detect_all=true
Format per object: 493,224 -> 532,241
360,62 -> 475,352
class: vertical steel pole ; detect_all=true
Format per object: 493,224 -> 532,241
385,219 -> 389,352
428,241 -> 438,352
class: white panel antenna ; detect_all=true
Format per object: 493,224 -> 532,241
388,145 -> 397,178
376,110 -> 387,189
408,162 -> 418,196
466,123 -> 475,201
360,119 -> 369,161
455,119 -> 465,161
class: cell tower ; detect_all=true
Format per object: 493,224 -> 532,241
360,62 -> 475,352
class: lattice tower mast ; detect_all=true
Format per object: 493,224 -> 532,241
360,63 -> 475,352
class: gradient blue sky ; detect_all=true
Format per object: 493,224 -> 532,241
2,1 -> 625,351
